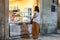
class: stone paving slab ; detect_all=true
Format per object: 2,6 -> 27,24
7,34 -> 60,40
8,37 -> 60,40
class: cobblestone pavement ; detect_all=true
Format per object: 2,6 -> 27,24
6,34 -> 60,40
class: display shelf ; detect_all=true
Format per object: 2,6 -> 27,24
9,8 -> 32,23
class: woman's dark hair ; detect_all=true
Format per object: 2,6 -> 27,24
34,6 -> 39,12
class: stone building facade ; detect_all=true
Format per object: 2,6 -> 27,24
0,0 -> 58,40
40,0 -> 57,34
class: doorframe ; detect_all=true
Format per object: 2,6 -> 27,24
4,0 -> 9,39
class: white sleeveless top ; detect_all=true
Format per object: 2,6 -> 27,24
33,12 -> 40,24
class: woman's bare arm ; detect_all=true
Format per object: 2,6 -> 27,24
33,11 -> 36,19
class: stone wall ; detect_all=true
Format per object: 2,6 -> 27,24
40,0 -> 57,34
0,0 -> 5,40
0,0 -> 9,40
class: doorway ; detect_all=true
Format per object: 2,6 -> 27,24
57,0 -> 60,29
57,7 -> 60,29
9,0 -> 40,37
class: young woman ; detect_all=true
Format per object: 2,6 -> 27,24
32,6 -> 40,39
